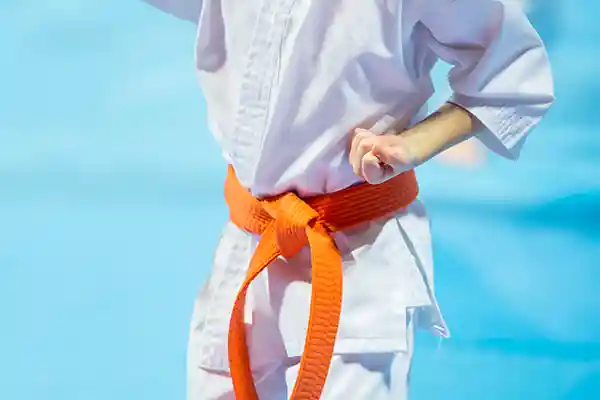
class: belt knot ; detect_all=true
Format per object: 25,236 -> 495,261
262,192 -> 320,259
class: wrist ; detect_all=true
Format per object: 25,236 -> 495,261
398,128 -> 434,165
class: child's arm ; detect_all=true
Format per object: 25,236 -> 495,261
350,0 -> 554,184
350,103 -> 478,182
398,103 -> 479,165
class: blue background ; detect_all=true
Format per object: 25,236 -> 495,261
1,1 -> 598,398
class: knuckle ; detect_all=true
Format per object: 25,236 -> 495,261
353,129 -> 372,142
358,140 -> 373,152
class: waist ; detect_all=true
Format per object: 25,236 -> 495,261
226,166 -> 420,235
234,163 -> 377,200
223,102 -> 430,198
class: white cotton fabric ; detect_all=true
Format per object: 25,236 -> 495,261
141,0 -> 554,397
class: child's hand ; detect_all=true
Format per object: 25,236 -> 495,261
349,104 -> 479,183
349,128 -> 418,184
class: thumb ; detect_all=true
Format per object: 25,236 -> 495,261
361,152 -> 387,184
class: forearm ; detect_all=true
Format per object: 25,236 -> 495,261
420,1 -> 554,161
401,102 -> 481,164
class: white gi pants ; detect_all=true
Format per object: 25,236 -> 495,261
187,311 -> 415,399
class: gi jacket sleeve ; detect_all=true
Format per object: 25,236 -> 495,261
421,0 -> 555,159
141,0 -> 202,23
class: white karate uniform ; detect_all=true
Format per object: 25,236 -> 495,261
140,0 -> 554,398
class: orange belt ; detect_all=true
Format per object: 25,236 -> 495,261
224,165 -> 419,399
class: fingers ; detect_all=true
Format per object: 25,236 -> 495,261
349,128 -> 417,184
361,152 -> 390,184
350,129 -> 394,184
370,143 -> 395,166
349,129 -> 376,178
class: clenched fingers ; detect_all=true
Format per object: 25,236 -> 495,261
349,129 -> 377,178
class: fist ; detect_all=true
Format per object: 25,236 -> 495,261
349,128 -> 417,184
